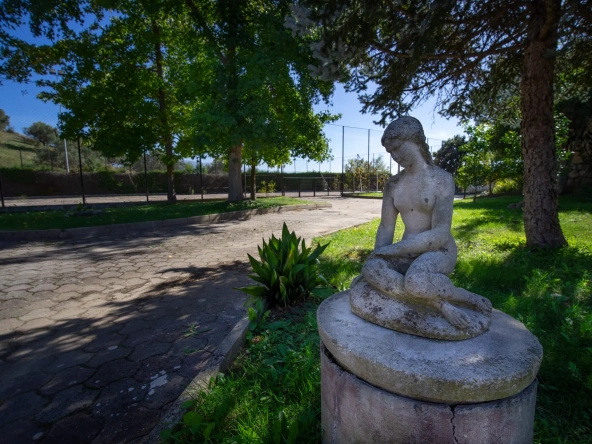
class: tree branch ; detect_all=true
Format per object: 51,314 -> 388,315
184,0 -> 228,65
373,42 -> 525,60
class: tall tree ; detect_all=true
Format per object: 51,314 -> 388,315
185,0 -> 336,201
300,0 -> 592,248
0,1 -> 194,203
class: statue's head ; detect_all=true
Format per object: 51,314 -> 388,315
381,116 -> 434,166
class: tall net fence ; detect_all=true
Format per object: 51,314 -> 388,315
0,81 -> 443,205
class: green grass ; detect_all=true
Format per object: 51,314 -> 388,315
357,191 -> 383,197
0,130 -> 40,169
164,195 -> 592,444
0,197 -> 313,231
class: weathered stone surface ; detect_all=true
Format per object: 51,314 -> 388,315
353,116 -> 492,339
36,384 -> 98,423
318,291 -> 543,403
351,279 -> 490,340
321,344 -> 537,444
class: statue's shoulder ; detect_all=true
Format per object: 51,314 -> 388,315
429,165 -> 455,193
384,173 -> 402,196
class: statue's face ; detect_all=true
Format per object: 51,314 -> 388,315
383,138 -> 417,168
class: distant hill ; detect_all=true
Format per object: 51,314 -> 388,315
0,130 -> 41,169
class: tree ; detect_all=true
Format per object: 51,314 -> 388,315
434,135 -> 466,176
301,0 -> 592,248
23,121 -> 55,147
0,1 -> 195,203
0,109 -> 9,131
186,0 -> 336,201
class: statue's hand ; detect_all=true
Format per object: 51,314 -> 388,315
374,244 -> 399,257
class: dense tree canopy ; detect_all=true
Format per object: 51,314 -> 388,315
434,135 -> 466,176
299,0 -> 592,248
0,0 -> 336,202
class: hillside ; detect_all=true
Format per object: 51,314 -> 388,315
0,130 -> 40,169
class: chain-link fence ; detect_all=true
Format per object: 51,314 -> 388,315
0,82 -> 444,206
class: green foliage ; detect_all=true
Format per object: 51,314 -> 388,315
345,154 -> 389,192
493,178 -> 523,194
434,135 -> 466,176
161,304 -> 322,443
247,298 -> 270,339
236,223 -> 330,307
0,109 -> 9,131
258,180 -> 276,195
23,121 -> 56,147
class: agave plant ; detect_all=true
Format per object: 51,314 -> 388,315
236,223 -> 330,307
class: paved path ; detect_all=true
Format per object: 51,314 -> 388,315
0,197 -> 381,444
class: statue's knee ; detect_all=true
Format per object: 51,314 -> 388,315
404,272 -> 429,298
362,259 -> 380,278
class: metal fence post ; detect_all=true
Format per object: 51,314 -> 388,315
77,137 -> 86,205
281,165 -> 285,196
341,126 -> 345,196
200,156 -> 204,200
0,168 -> 5,208
298,179 -> 301,197
367,129 -> 370,192
143,148 -> 149,202
313,177 -> 316,197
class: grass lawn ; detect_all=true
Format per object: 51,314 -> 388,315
0,197 -> 314,231
163,195 -> 592,444
0,130 -> 40,169
356,191 -> 383,197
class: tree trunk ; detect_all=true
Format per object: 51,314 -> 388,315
250,162 -> 257,200
227,144 -> 243,202
153,21 -> 176,204
520,0 -> 566,248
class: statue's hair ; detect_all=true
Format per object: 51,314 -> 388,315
381,116 -> 434,166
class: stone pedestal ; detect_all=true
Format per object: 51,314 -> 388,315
318,291 -> 543,443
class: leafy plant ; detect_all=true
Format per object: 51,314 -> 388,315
258,180 -> 276,195
236,223 -> 330,307
246,298 -> 270,339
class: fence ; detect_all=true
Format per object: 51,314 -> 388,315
0,113 -> 445,206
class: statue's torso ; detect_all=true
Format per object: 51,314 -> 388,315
389,168 -> 443,236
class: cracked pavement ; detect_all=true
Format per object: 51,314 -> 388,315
0,197 -> 381,444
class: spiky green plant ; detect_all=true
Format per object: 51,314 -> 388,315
237,223 -> 330,307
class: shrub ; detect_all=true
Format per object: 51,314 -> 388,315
259,180 -> 277,195
236,223 -> 330,307
493,178 -> 523,194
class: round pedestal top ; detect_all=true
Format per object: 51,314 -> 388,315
317,291 -> 543,404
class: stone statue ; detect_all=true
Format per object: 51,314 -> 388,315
350,116 -> 492,340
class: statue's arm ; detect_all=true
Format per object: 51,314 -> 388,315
376,174 -> 454,256
375,180 -> 398,249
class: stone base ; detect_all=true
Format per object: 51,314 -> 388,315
350,278 -> 490,340
321,343 -> 538,444
319,291 -> 543,404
